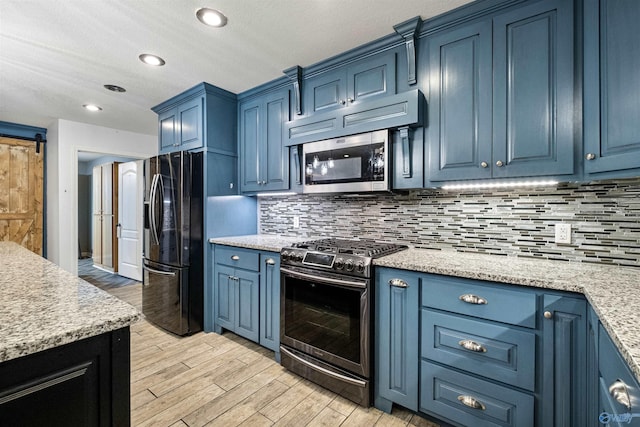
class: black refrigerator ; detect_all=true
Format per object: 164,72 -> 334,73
143,151 -> 203,336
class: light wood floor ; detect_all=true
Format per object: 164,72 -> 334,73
82,263 -> 440,427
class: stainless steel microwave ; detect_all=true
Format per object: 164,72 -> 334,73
302,130 -> 389,194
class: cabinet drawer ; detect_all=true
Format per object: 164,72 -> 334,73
599,324 -> 640,418
422,275 -> 537,328
421,309 -> 535,391
214,246 -> 259,270
420,361 -> 534,427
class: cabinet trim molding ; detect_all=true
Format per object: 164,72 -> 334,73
394,16 -> 422,85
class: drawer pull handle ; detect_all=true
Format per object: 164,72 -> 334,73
389,279 -> 409,288
609,379 -> 632,410
457,395 -> 486,410
459,340 -> 487,353
459,294 -> 487,305
265,258 -> 275,265
231,255 -> 240,261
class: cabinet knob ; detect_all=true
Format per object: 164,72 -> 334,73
495,160 -> 504,167
480,161 -> 488,168
347,98 -> 354,103
459,294 -> 488,305
340,99 -> 346,105
544,311 -> 553,319
458,339 -> 487,353
231,255 -> 240,261
457,395 -> 486,411
585,153 -> 596,160
388,278 -> 408,288
265,258 -> 275,265
609,379 -> 632,410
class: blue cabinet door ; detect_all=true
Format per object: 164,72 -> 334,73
261,89 -> 290,192
375,268 -> 419,412
259,253 -> 280,356
587,306 -> 600,427
540,295 -> 587,427
427,20 -> 493,181
584,0 -> 640,176
235,269 -> 260,343
492,0 -> 574,178
239,99 -> 261,192
304,53 -> 396,115
177,97 -> 203,151
239,89 -> 290,193
214,264 -> 235,332
158,109 -> 177,153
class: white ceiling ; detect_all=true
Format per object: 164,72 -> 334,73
0,0 -> 473,136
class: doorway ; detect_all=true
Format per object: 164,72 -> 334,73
78,151 -> 144,285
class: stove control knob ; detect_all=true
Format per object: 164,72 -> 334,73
345,259 -> 354,271
281,251 -> 290,260
356,261 -> 365,273
335,258 -> 345,269
295,253 -> 304,262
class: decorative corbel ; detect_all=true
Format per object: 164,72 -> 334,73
393,16 -> 422,86
283,65 -> 303,115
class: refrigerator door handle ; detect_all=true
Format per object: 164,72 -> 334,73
149,173 -> 160,245
143,264 -> 177,277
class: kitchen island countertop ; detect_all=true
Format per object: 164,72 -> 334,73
209,235 -> 640,384
0,242 -> 141,363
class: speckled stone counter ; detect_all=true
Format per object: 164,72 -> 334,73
374,248 -> 640,384
0,242 -> 141,363
208,234 -> 310,252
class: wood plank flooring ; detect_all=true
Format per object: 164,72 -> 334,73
80,261 -> 440,427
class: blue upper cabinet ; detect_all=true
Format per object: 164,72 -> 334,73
584,0 -> 640,178
428,0 -> 575,182
152,82 -> 237,155
239,87 -> 291,193
304,52 -> 396,115
427,21 -> 493,181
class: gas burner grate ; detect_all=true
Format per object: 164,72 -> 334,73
292,238 -> 407,258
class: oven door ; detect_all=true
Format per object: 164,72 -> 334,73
280,266 -> 370,378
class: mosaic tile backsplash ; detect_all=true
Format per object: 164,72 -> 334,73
258,178 -> 640,268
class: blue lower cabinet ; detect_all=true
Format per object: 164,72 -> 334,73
422,309 -> 536,391
598,324 -> 640,426
420,361 -> 534,427
211,246 -> 280,357
259,253 -> 281,358
375,268 -> 420,412
540,295 -> 587,427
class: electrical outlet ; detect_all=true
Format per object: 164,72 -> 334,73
555,223 -> 572,244
293,216 -> 300,229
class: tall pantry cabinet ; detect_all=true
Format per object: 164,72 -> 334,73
92,163 -> 118,272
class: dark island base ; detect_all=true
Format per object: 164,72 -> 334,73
0,327 -> 130,427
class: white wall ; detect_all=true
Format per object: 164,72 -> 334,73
46,119 -> 157,274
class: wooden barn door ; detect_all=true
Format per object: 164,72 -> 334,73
0,137 -> 44,255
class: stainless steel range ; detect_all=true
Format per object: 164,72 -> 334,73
279,238 -> 407,406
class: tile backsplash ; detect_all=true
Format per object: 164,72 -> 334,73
258,178 -> 640,268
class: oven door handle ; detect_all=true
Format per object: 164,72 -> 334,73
280,346 -> 367,388
280,267 -> 367,289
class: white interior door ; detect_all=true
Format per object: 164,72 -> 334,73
117,160 -> 143,281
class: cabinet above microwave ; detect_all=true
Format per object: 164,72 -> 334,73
284,89 -> 424,147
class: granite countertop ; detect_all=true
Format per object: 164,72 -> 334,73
374,248 -> 640,384
0,242 -> 142,363
209,235 -> 640,384
208,234 -> 310,252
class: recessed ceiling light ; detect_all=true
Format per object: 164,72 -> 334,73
196,8 -> 227,27
104,84 -> 126,92
139,54 -> 166,66
83,104 -> 103,112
